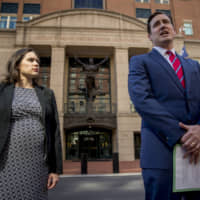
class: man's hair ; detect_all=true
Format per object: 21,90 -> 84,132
147,11 -> 174,34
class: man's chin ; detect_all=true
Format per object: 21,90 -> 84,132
160,38 -> 173,45
157,40 -> 173,48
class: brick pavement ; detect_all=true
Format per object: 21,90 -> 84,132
63,160 -> 141,175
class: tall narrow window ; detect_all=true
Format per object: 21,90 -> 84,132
0,16 -> 8,28
74,0 -> 103,9
183,22 -> 193,36
9,16 -> 17,28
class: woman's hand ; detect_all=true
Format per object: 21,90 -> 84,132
47,173 -> 59,190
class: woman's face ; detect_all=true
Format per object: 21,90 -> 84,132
18,51 -> 40,80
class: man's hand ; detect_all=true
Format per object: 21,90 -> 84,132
47,173 -> 59,190
182,149 -> 200,164
179,122 -> 200,164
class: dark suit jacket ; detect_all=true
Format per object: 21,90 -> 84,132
0,83 -> 63,174
128,49 -> 200,169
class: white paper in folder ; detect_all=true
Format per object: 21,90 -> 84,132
173,144 -> 200,192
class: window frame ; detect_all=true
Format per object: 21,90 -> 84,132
183,21 -> 193,36
155,0 -> 169,4
136,8 -> 151,19
22,14 -> 40,22
135,0 -> 149,3
23,3 -> 40,14
67,57 -> 111,114
1,2 -> 18,13
0,14 -> 17,29
156,9 -> 171,17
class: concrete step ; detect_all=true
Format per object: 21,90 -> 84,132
63,160 -> 141,175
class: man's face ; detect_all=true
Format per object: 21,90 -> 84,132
148,14 -> 176,48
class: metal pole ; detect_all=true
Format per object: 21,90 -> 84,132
81,153 -> 88,174
112,152 -> 119,173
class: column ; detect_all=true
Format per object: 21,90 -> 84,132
114,47 -> 130,114
114,47 -> 134,161
50,46 -> 66,160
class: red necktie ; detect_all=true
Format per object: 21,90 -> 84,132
166,51 -> 185,88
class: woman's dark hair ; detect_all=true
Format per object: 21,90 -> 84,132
147,11 -> 174,34
1,47 -> 40,85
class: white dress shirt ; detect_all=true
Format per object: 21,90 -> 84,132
153,46 -> 176,68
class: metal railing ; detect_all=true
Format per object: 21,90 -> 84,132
64,102 -> 116,114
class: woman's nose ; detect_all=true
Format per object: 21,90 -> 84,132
33,60 -> 39,66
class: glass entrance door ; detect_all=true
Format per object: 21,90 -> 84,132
79,135 -> 99,159
66,129 -> 112,160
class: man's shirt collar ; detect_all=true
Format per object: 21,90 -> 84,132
153,46 -> 176,57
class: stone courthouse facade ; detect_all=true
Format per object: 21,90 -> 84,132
0,0 -> 200,162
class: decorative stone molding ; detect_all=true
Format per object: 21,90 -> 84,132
15,9 -> 150,48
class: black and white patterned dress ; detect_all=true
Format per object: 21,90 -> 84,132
0,87 -> 48,200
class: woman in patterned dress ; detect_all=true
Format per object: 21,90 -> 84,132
0,48 -> 63,199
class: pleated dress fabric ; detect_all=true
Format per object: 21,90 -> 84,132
0,87 -> 48,200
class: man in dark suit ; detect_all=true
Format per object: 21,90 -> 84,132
128,12 -> 200,200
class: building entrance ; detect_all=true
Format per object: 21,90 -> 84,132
66,129 -> 112,160
79,135 -> 98,159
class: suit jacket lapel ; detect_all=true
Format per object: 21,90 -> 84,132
149,49 -> 185,94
